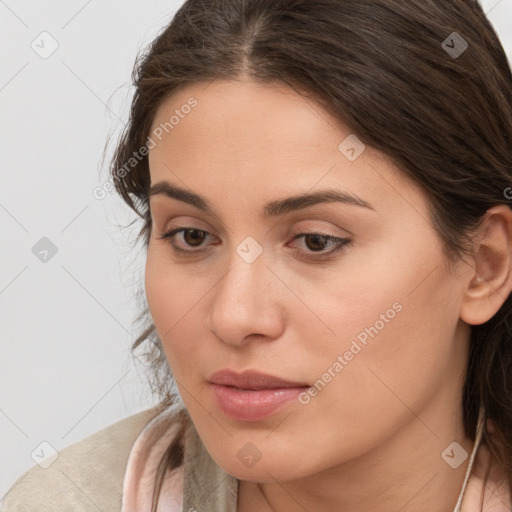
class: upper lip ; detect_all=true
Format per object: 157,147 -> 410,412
209,369 -> 309,390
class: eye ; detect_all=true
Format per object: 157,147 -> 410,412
157,227 -> 351,260
158,227 -> 215,256
289,232 -> 351,260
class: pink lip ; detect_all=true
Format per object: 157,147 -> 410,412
208,369 -> 309,421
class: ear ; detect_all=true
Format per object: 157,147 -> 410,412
460,205 -> 512,326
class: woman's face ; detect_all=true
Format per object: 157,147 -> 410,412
145,79 -> 473,481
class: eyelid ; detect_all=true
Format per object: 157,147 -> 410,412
150,211 -> 214,232
157,226 -> 218,253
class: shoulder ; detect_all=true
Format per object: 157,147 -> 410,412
0,405 -> 165,512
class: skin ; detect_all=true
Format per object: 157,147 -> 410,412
145,79 -> 512,512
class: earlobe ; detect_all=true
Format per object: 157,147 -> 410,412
460,205 -> 512,326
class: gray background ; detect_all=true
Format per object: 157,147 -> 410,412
1,0 -> 511,498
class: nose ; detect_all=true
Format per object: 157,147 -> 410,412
205,248 -> 284,347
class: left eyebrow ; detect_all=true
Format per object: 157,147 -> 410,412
148,181 -> 376,217
264,189 -> 375,216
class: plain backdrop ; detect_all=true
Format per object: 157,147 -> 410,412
1,0 -> 512,498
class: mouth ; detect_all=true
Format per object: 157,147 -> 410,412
208,369 -> 310,421
208,369 -> 309,389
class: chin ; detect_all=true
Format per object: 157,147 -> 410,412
206,444 -> 318,483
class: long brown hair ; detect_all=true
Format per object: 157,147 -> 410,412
108,0 -> 512,507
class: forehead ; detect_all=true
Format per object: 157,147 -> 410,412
147,79 -> 427,220
149,79 -> 340,156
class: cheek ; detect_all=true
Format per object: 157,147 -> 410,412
304,299 -> 459,467
302,233 -> 458,397
144,247 -> 210,374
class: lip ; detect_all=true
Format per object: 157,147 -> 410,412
208,369 -> 309,421
209,369 -> 309,389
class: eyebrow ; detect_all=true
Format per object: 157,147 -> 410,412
148,181 -> 375,216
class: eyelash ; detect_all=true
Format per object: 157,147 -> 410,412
157,227 -> 351,260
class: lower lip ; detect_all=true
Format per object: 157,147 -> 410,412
209,383 -> 307,421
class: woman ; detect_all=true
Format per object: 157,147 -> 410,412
3,0 -> 512,510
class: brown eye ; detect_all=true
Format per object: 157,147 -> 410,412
303,234 -> 330,252
290,232 -> 352,260
158,227 -> 215,255
182,229 -> 208,247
